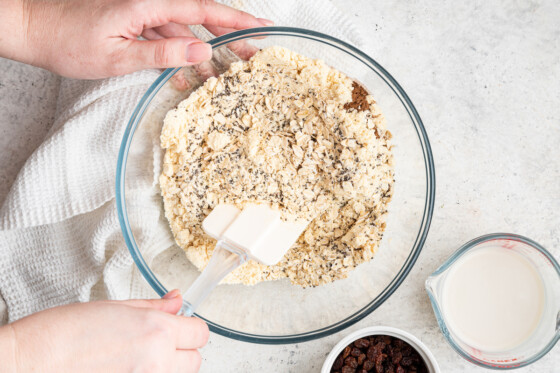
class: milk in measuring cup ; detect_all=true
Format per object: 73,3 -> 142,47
442,246 -> 545,352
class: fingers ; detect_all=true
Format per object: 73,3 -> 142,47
122,289 -> 183,314
169,72 -> 191,91
141,28 -> 164,40
175,350 -> 202,373
203,25 -> 260,60
169,315 -> 209,350
140,0 -> 272,30
124,37 -> 212,70
152,22 -> 195,39
186,1 -> 271,30
126,297 -> 209,349
221,39 -> 259,60
203,24 -> 267,39
119,290 -> 209,350
163,289 -> 182,299
256,18 -> 275,27
194,60 -> 219,80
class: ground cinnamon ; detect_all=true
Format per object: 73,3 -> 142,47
344,81 -> 369,112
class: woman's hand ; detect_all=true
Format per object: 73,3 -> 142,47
0,290 -> 209,373
0,0 -> 272,79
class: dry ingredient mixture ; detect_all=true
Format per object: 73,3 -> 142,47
159,46 -> 394,287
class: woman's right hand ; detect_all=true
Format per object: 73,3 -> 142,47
0,290 -> 208,373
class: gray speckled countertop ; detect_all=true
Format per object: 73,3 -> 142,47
0,1 -> 558,372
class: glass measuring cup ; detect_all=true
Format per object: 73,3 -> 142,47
425,233 -> 560,369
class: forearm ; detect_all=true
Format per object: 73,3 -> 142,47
0,325 -> 17,373
0,0 -> 31,63
0,0 -> 59,68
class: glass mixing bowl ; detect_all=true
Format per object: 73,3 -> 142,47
116,27 -> 435,344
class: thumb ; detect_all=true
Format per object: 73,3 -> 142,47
122,289 -> 184,314
126,37 -> 212,70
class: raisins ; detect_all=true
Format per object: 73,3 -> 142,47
342,346 -> 352,359
345,356 -> 358,369
354,338 -> 370,349
330,335 -> 429,373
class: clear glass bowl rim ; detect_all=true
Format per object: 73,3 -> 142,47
425,232 -> 560,369
116,26 -> 436,344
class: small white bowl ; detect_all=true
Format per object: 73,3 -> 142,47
321,326 -> 440,373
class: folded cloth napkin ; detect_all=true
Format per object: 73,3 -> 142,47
0,0 -> 364,322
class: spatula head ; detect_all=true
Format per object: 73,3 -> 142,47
202,203 -> 308,265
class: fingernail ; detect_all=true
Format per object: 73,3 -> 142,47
257,18 -> 274,26
185,42 -> 212,63
163,289 -> 181,299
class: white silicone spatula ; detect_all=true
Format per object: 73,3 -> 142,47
179,203 -> 308,316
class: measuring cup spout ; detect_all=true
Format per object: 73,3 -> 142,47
424,271 -> 444,303
424,270 -> 451,338
424,275 -> 437,297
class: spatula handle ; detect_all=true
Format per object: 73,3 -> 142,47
179,240 -> 247,317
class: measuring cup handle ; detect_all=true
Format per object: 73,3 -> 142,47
179,240 -> 247,317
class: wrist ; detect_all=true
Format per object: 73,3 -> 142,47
0,325 -> 18,373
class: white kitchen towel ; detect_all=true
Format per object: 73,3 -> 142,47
0,0 -> 365,321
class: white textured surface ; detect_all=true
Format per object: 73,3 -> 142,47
0,1 -> 558,372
